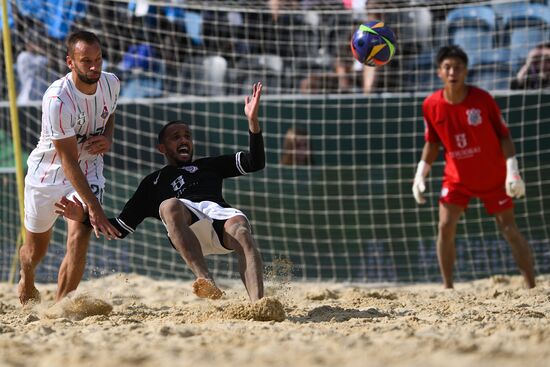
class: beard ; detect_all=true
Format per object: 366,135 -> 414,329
76,71 -> 100,85
75,66 -> 101,85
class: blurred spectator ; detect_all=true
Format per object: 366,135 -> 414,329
16,39 -> 49,104
511,42 -> 550,90
244,0 -> 300,57
118,43 -> 164,98
299,49 -> 361,94
281,127 -> 312,166
299,17 -> 362,95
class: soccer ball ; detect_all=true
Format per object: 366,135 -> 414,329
350,21 -> 396,67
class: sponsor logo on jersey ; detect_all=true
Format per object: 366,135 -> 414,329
153,172 -> 161,185
449,146 -> 481,159
466,108 -> 482,126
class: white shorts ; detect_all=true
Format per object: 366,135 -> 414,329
24,181 -> 104,233
161,199 -> 248,256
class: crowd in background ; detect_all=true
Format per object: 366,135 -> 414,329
0,0 -> 549,102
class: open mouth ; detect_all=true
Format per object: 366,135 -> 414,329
177,145 -> 190,158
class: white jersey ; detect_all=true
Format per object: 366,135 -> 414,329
25,72 -> 120,187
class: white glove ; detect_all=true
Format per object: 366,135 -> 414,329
505,156 -> 525,198
412,160 -> 431,204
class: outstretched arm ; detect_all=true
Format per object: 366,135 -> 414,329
55,195 -> 132,239
55,173 -> 157,239
240,82 -> 265,173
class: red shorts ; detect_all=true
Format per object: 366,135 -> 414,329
439,181 -> 513,215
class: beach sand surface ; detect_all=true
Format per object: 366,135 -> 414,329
1,273 -> 549,367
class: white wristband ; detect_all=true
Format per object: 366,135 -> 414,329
415,160 -> 431,178
506,156 -> 519,174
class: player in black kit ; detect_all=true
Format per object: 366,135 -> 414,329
55,83 -> 265,302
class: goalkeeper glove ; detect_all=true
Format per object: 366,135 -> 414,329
412,160 -> 431,205
505,156 -> 525,198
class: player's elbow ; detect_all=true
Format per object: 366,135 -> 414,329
250,158 -> 265,172
255,157 -> 266,171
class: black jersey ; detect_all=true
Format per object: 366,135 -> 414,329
111,131 -> 264,238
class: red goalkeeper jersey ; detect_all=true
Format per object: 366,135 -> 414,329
422,86 -> 510,193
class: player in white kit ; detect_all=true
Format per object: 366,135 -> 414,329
18,30 -> 121,305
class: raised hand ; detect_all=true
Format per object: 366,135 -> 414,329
244,82 -> 263,133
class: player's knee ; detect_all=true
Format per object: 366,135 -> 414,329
159,198 -> 190,223
498,221 -> 520,240
438,219 -> 455,236
226,219 -> 252,241
227,221 -> 258,255
20,237 -> 48,264
19,245 -> 33,265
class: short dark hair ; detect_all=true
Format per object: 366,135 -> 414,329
66,30 -> 101,57
158,120 -> 188,144
436,45 -> 468,67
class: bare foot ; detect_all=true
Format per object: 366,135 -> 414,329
18,280 -> 41,305
192,278 -> 223,300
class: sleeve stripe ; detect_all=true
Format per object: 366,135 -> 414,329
58,101 -> 66,135
116,218 -> 135,233
235,152 -> 246,175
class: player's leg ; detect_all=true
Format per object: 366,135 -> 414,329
19,183 -> 59,304
494,208 -> 535,288
437,203 -> 464,289
56,219 -> 92,301
222,215 -> 263,302
159,198 -> 218,296
18,228 -> 52,304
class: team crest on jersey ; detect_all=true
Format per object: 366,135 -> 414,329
76,112 -> 87,125
183,166 -> 198,173
466,109 -> 482,126
101,105 -> 109,119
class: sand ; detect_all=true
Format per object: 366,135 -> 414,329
0,273 -> 549,367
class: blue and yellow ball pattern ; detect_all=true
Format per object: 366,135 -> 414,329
350,21 -> 396,67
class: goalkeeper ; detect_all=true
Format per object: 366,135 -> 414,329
56,83 -> 265,302
412,46 -> 535,289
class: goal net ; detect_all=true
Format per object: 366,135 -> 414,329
1,0 -> 549,283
